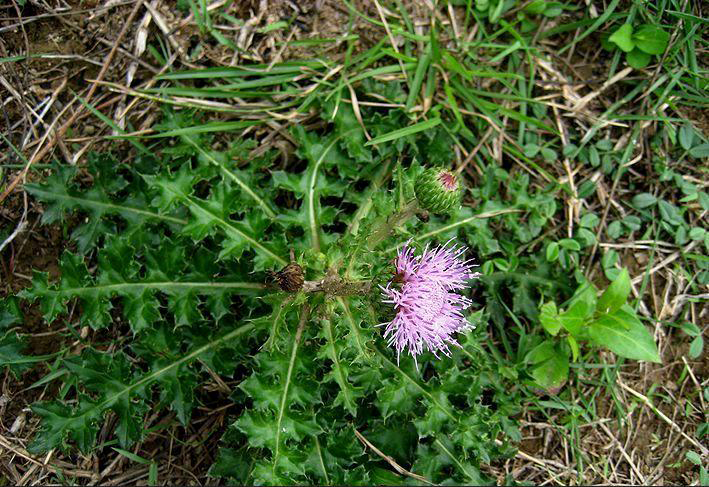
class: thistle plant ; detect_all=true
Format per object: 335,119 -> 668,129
2,105 -> 522,485
3,94 -> 660,485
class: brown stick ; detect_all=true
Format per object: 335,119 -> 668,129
354,429 -> 433,485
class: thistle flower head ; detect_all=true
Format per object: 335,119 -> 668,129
380,239 -> 480,364
414,167 -> 462,214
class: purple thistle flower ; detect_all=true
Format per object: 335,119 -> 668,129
379,239 -> 480,364
416,240 -> 479,291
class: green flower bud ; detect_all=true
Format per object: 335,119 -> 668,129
414,167 -> 461,214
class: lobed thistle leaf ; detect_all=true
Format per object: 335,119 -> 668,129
26,155 -> 178,253
318,312 -> 363,417
145,167 -> 287,269
29,321 -> 256,453
19,237 -> 264,332
235,305 -> 323,482
0,333 -> 34,378
290,125 -> 350,252
0,299 -> 29,378
0,297 -> 23,330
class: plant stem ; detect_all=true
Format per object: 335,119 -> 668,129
366,198 -> 419,250
302,273 -> 372,296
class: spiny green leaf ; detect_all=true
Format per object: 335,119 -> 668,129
318,313 -> 362,416
0,333 -> 36,377
146,168 -> 287,268
29,322 -> 256,453
292,126 -> 352,252
158,109 -> 278,219
0,296 -> 23,330
236,305 -> 322,481
29,399 -> 103,454
26,156 -> 183,253
19,240 -> 265,331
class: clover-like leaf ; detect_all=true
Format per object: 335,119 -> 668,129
632,24 -> 669,55
609,23 -> 635,52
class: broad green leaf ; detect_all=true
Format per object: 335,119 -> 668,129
559,299 -> 592,337
626,48 -> 651,69
543,5 -> 562,17
558,238 -> 581,251
539,302 -> 562,336
587,307 -> 661,363
689,144 -> 709,159
679,124 -> 695,151
597,268 -> 631,314
688,227 -> 705,241
609,24 -> 635,52
527,341 -> 569,392
632,193 -> 657,208
632,24 -> 669,55
564,281 -> 597,325
689,336 -> 703,359
658,200 -> 684,226
523,143 -> 540,157
546,242 -> 559,262
540,147 -> 557,162
686,451 -> 701,465
567,335 -> 580,362
681,322 -> 701,337
524,0 -> 546,14
607,221 -> 622,239
525,341 -> 556,365
149,462 -> 158,486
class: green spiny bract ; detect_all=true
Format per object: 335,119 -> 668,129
414,167 -> 462,214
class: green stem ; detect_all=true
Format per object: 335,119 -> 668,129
302,276 -> 372,296
345,198 -> 419,277
273,303 -> 310,476
365,198 -> 420,251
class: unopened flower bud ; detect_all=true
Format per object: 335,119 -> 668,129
414,167 -> 461,214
